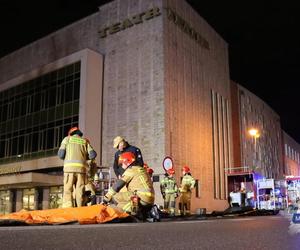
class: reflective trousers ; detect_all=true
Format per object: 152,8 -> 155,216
179,191 -> 192,215
63,172 -> 86,208
113,191 -> 153,213
163,193 -> 177,216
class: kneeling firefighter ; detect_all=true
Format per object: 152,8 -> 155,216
102,152 -> 156,219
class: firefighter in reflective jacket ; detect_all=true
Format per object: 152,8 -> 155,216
160,168 -> 178,216
58,127 -> 97,208
179,166 -> 195,216
103,152 -> 154,214
113,136 -> 144,179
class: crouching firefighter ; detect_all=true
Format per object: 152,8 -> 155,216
102,152 -> 159,221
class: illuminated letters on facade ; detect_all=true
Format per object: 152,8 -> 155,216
166,7 -> 210,50
98,7 -> 161,38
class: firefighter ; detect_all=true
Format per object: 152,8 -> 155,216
178,166 -> 195,216
160,168 -> 178,216
113,136 -> 144,179
58,127 -> 97,208
102,152 -> 154,216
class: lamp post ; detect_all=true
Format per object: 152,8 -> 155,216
248,128 -> 260,169
249,128 -> 261,209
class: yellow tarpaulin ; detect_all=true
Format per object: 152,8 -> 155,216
0,205 -> 129,225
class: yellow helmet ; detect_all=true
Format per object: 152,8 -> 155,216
113,136 -> 125,148
94,173 -> 99,181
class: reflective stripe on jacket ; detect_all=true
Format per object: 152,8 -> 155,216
180,174 -> 195,193
160,176 -> 178,194
58,135 -> 96,173
107,166 -> 155,205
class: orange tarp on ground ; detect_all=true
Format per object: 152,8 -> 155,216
0,205 -> 129,225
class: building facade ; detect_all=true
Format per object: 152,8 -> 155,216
3,0 -> 289,213
283,131 -> 300,177
229,81 -> 285,199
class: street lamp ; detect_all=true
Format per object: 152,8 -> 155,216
248,128 -> 260,169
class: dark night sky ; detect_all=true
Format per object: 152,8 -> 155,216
1,0 -> 300,142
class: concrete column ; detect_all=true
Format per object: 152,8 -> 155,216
43,188 -> 50,210
34,189 -> 39,210
15,190 -> 23,212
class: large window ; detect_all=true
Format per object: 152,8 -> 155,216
22,188 -> 35,211
0,190 -> 10,214
0,62 -> 80,164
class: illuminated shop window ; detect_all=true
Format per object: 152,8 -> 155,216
0,190 -> 10,215
22,188 -> 35,211
0,62 -> 80,164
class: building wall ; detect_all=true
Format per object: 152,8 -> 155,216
163,0 -> 232,211
283,131 -> 300,176
98,0 -> 165,176
236,84 -> 284,179
230,81 -> 242,168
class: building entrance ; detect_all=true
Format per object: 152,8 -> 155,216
22,188 -> 35,210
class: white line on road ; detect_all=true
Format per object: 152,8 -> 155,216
225,218 -> 254,222
173,220 -> 214,224
0,223 -> 139,230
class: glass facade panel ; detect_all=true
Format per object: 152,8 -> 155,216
22,188 -> 35,211
0,190 -> 10,214
0,62 -> 80,164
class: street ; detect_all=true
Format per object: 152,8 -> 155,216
0,215 -> 299,250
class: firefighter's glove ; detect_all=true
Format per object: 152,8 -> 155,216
102,194 -> 111,204
102,188 -> 115,204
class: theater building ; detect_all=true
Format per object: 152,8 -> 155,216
0,0 -> 234,213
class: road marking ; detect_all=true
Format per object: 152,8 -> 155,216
0,223 -> 138,230
225,218 -> 254,222
173,220 -> 214,224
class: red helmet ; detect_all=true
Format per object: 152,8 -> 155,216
68,127 -> 82,136
118,152 -> 136,167
147,168 -> 154,175
182,166 -> 190,173
167,168 -> 175,175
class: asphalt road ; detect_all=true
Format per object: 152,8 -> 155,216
0,215 -> 299,250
